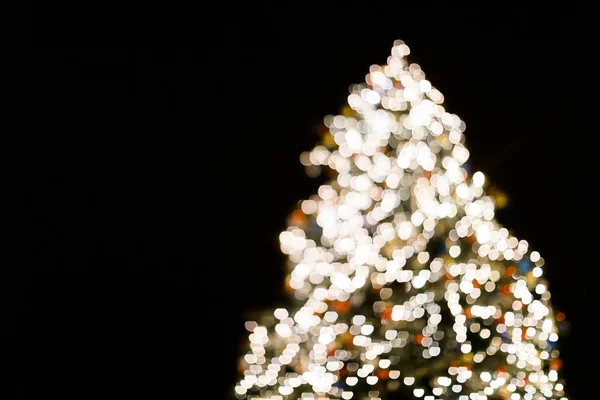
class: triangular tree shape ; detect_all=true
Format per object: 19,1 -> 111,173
234,40 -> 569,400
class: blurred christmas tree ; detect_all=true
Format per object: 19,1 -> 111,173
233,40 -> 569,400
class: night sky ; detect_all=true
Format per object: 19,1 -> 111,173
18,5 -> 594,399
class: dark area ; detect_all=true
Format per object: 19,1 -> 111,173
15,5 -> 594,399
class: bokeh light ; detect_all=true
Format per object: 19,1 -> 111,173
234,40 -> 569,400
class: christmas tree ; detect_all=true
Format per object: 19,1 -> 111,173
233,40 -> 569,400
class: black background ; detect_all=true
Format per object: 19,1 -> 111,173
16,4 -> 594,399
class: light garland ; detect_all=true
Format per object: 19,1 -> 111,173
234,40 -> 568,400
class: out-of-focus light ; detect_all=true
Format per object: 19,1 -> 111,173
234,39 -> 568,400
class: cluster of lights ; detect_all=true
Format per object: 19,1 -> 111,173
235,40 -> 568,400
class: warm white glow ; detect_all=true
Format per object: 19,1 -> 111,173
234,39 -> 568,400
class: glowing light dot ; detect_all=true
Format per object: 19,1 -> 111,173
398,221 -> 414,240
274,308 -> 288,320
473,171 -> 485,187
346,377 -> 358,386
366,376 -> 378,385
389,370 -> 401,379
301,199 -> 318,214
449,245 -> 461,258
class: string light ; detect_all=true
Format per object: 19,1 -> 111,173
234,40 -> 569,400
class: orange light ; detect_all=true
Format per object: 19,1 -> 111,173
378,369 -> 390,380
